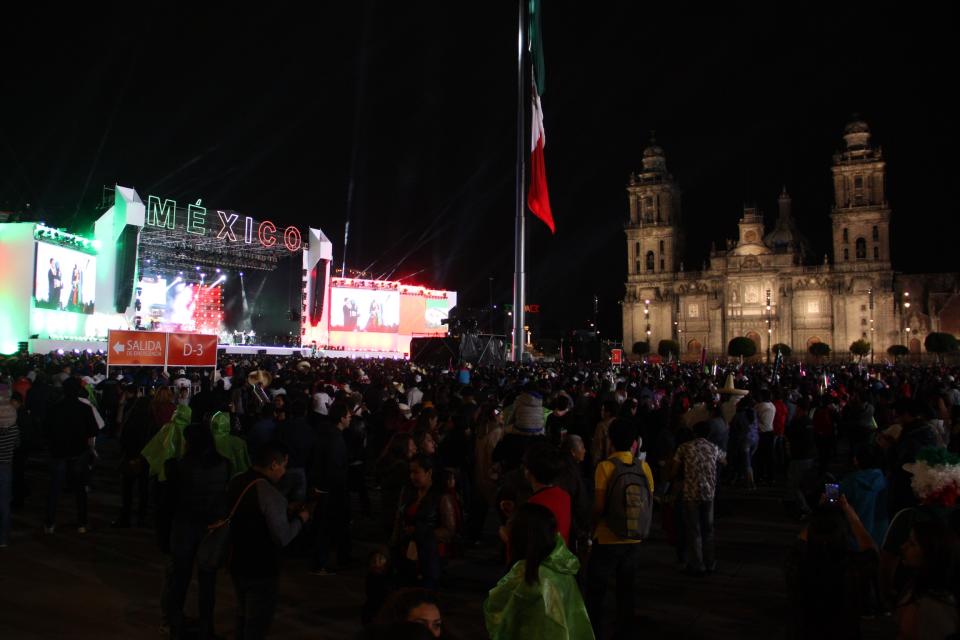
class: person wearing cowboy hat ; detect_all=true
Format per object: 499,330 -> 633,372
718,373 -> 749,427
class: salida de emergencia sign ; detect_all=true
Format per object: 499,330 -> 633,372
107,330 -> 218,368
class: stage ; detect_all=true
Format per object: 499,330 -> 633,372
0,184 -> 456,359
27,338 -> 408,361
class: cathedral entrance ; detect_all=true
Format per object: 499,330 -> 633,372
910,338 -> 921,354
687,339 -> 702,354
746,331 -> 762,355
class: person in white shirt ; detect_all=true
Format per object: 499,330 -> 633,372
754,389 -> 777,484
312,385 -> 332,416
718,375 -> 748,425
407,375 -> 424,409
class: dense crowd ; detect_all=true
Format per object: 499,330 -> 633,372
3,349 -> 960,639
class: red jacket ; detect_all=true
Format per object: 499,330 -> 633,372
528,485 -> 572,545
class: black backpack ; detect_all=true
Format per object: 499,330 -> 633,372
604,457 -> 653,540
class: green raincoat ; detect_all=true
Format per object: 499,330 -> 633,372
210,411 -> 250,476
141,405 -> 191,481
484,536 -> 595,640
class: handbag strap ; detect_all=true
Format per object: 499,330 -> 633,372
223,478 -> 265,523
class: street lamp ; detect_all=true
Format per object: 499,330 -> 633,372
902,291 -> 912,349
765,291 -> 773,363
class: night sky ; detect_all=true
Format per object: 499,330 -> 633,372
2,3 -> 955,341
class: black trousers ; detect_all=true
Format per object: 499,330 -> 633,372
232,575 -> 279,640
585,542 -> 643,638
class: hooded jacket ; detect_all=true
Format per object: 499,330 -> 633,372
840,468 -> 889,544
484,535 -> 595,640
211,411 -> 251,476
141,404 -> 191,481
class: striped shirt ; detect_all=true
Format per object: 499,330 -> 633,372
0,424 -> 20,464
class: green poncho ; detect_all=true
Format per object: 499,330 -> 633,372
141,405 -> 191,481
210,411 -> 250,476
484,536 -> 595,640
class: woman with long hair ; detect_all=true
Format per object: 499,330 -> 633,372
784,495 -> 878,639
484,503 -> 593,640
392,454 -> 447,589
151,386 -> 176,431
896,519 -> 960,639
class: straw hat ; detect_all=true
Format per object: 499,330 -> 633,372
247,369 -> 273,387
718,374 -> 748,396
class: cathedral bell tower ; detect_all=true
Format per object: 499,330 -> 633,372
623,138 -> 682,350
831,117 -> 891,269
625,139 -> 683,277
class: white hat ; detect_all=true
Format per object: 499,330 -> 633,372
398,403 -> 412,418
718,374 -> 748,396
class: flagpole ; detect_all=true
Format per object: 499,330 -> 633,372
512,0 -> 527,363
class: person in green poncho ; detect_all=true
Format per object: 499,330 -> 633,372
210,405 -> 250,476
141,404 -> 192,482
484,503 -> 594,640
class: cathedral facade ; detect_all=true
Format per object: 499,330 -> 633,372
622,118 -> 960,360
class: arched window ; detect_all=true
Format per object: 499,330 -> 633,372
856,237 -> 866,260
843,228 -> 849,243
646,251 -> 655,272
635,242 -> 641,274
873,246 -> 879,260
872,225 -> 879,241
843,248 -> 849,261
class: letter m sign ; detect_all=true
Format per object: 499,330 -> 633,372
146,196 -> 176,230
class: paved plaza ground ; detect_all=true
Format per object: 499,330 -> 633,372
0,442 -> 892,639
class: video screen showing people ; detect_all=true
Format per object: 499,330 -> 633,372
425,296 -> 455,330
330,286 -> 399,333
34,242 -> 96,314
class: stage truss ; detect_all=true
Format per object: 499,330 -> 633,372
137,208 -> 300,274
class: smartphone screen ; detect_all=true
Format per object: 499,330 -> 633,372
825,483 -> 840,503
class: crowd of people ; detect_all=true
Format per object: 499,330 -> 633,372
3,348 -> 960,639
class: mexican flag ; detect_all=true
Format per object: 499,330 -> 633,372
527,0 -> 555,234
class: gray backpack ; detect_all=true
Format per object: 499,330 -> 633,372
604,457 -> 653,540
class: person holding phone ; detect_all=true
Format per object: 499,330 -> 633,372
784,494 -> 878,639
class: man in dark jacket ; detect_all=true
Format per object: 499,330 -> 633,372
227,440 -> 309,639
277,396 -> 314,504
161,422 -> 230,640
310,402 -> 351,575
44,377 -> 99,534
113,385 -> 153,527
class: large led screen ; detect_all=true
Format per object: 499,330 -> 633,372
34,242 -> 96,315
137,276 -> 223,333
330,286 -> 400,333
